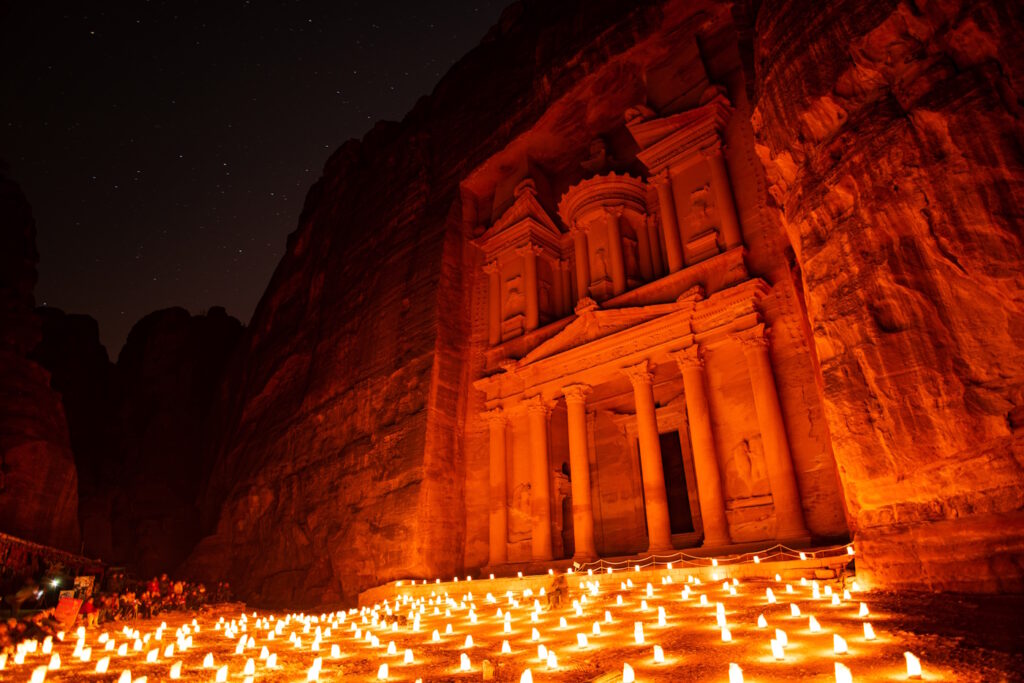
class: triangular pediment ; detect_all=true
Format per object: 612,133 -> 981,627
476,179 -> 561,247
517,303 -> 679,366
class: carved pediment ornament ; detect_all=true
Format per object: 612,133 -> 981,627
622,359 -> 655,387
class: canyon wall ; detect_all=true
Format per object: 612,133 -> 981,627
751,0 -> 1024,590
0,172 -> 80,551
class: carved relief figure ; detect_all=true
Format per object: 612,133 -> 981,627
508,482 -> 533,542
724,437 -> 770,500
690,185 -> 712,233
503,275 -> 525,318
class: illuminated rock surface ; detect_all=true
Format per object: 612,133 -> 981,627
752,0 -> 1024,591
0,171 -> 79,550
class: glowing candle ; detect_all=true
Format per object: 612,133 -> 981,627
147,648 -> 159,663
546,651 -> 557,668
445,623 -> 453,635
646,583 -> 654,597
623,663 -> 636,683
809,616 -> 821,633
832,594 -> 841,606
658,606 -> 667,626
559,616 -> 568,628
501,640 -> 511,654
80,647 -> 91,662
377,663 -> 389,679
758,614 -> 768,628
729,662 -> 744,683
700,594 -> 709,606
859,602 -> 869,617
96,657 -> 110,673
105,640 -> 115,651
203,653 -> 215,668
267,654 -> 277,668
863,623 -> 876,640
634,622 -> 645,645
532,628 -> 540,641
905,651 -> 922,678
771,638 -> 785,660
835,662 -> 853,683
216,666 -> 228,683
605,610 -> 612,623
767,588 -> 776,603
721,627 -> 732,642
521,669 -> 534,683
164,644 -> 174,658
641,600 -> 649,612
800,552 -> 807,560
791,603 -> 801,617
463,635 -> 473,649
833,634 -> 848,654
653,644 -> 665,663
617,595 -> 623,606
432,629 -> 440,642
786,584 -> 794,594
843,589 -> 852,600
538,644 -> 547,661
775,628 -> 788,647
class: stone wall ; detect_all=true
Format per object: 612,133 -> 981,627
751,0 -> 1024,590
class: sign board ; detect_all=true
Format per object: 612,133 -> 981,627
54,596 -> 82,629
74,575 -> 95,597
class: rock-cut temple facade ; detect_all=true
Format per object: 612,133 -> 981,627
468,89 -> 847,570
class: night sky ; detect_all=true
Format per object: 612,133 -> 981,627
1,1 -> 508,355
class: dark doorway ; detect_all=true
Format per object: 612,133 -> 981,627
659,431 -> 694,533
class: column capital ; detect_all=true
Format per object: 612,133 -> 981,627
523,395 -> 552,417
482,407 -> 508,424
563,383 -> 592,405
515,243 -> 544,258
601,204 -> 625,220
558,258 -> 573,272
570,220 -> 590,236
700,140 -> 726,159
482,260 -> 500,275
671,345 -> 705,370
650,169 -> 672,188
622,360 -> 654,387
735,324 -> 771,351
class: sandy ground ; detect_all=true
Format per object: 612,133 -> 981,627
5,574 -> 1023,682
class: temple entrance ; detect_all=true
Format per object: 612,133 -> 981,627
636,430 -> 695,539
659,431 -> 695,534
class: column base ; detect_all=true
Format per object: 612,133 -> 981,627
572,552 -> 598,564
647,543 -> 675,554
701,535 -> 733,549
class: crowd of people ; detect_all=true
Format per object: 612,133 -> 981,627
0,566 -> 234,654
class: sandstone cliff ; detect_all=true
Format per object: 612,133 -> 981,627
33,306 -> 243,576
0,171 -> 80,551
751,0 -> 1024,590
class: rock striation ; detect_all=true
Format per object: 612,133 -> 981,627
751,0 -> 1024,590
0,171 -> 80,551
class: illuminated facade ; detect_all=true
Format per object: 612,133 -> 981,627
468,90 -> 847,568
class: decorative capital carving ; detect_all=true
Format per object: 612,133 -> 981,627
649,170 -> 672,189
482,407 -> 508,425
622,360 -> 654,387
523,395 -> 552,417
570,220 -> 590,236
562,384 -> 592,405
602,204 -> 625,220
700,141 -> 725,159
482,260 -> 500,275
515,243 -> 544,258
574,297 -> 599,315
671,346 -> 704,370
735,324 -> 771,350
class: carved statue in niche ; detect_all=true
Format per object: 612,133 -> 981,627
508,482 -> 532,542
503,274 -> 525,318
581,138 -> 613,175
593,247 -> 609,281
723,437 -> 770,500
691,185 -> 713,233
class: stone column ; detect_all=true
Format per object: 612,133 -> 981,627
518,244 -> 541,331
483,261 -> 501,346
484,408 -> 509,566
739,329 -> 810,540
646,214 -> 665,278
563,384 -> 597,561
633,213 -> 655,282
559,260 -> 573,315
603,206 -> 627,296
704,144 -> 743,250
672,347 -> 732,547
572,226 -> 591,302
623,361 -> 674,552
525,396 -> 554,561
651,171 -> 684,273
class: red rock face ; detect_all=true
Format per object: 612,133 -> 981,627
0,173 -> 80,551
751,0 -> 1024,590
